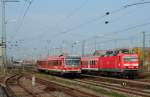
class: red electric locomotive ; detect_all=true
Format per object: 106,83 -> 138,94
81,49 -> 140,78
37,55 -> 81,76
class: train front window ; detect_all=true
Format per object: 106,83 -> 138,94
65,57 -> 80,65
123,56 -> 138,62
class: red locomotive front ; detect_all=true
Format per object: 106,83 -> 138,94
119,54 -> 139,73
81,48 -> 140,78
98,53 -> 139,77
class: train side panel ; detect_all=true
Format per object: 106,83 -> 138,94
47,59 -> 64,72
37,60 -> 48,71
98,56 -> 122,72
81,57 -> 99,71
37,56 -> 81,75
81,54 -> 140,78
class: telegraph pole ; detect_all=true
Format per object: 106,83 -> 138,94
1,0 -> 19,74
94,38 -> 97,51
1,0 -> 6,74
142,32 -> 146,66
82,40 -> 85,56
47,40 -> 51,56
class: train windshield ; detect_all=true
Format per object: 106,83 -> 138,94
123,56 -> 138,62
65,57 -> 80,65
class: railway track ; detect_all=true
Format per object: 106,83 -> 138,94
81,74 -> 150,89
9,69 -> 150,97
74,79 -> 150,97
2,69 -> 101,97
76,74 -> 150,97
35,73 -> 150,97
26,75 -> 100,97
4,73 -> 38,97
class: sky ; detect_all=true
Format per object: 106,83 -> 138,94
0,0 -> 150,59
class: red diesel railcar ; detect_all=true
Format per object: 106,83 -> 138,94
37,55 -> 81,75
81,49 -> 140,78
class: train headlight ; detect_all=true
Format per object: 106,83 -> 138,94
63,70 -> 66,72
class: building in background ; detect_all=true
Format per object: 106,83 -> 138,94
133,47 -> 150,71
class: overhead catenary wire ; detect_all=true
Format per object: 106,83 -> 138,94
50,1 -> 150,39
84,34 -> 142,51
18,0 -> 150,42
10,0 -> 28,38
26,2 -> 122,41
124,1 -> 150,8
57,0 -> 89,24
7,0 -> 34,59
25,21 -> 150,55
17,0 -> 28,25
77,22 -> 149,53
13,1 -> 150,50
14,0 -> 34,36
83,23 -> 150,51
29,0 -> 89,41
84,21 -> 150,42
5,1 -> 150,58
87,36 -> 138,47
70,7 -> 149,39
80,1 -> 150,42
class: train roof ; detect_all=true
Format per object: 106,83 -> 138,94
37,55 -> 81,61
81,56 -> 99,59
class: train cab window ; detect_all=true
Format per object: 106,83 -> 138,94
65,57 -> 80,65
66,59 -> 80,65
123,56 -> 138,62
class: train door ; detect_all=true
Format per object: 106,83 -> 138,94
88,59 -> 90,69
